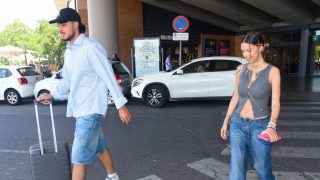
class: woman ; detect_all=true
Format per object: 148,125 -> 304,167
220,31 -> 281,180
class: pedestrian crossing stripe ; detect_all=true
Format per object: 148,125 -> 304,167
281,106 -> 320,111
136,175 -> 162,180
221,146 -> 320,159
280,112 -> 320,117
188,158 -> 320,180
224,130 -> 320,139
280,131 -> 320,139
278,120 -> 320,126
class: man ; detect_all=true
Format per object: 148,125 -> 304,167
165,53 -> 172,71
37,8 -> 131,180
28,60 -> 36,68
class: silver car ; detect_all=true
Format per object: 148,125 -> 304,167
34,60 -> 132,104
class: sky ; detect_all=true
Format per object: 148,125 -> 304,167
0,0 -> 58,31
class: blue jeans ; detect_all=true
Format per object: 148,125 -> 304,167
229,113 -> 275,180
71,114 -> 106,164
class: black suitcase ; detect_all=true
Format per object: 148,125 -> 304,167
29,101 -> 72,180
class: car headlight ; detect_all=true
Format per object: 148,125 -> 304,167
132,79 -> 143,87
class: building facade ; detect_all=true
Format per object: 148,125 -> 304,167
59,0 -> 320,78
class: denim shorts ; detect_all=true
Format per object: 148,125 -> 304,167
229,112 -> 275,180
71,114 -> 106,164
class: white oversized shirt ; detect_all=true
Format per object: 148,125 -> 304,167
52,34 -> 127,118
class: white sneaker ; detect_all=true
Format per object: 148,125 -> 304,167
106,173 -> 119,180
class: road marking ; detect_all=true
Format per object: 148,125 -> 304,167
280,112 -> 320,117
221,146 -> 320,159
281,101 -> 320,105
188,158 -> 320,180
225,131 -> 320,139
136,175 -> 162,180
0,149 -> 28,154
281,106 -> 320,111
278,120 -> 320,126
280,131 -> 320,139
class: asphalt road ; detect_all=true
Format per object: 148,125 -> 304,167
0,98 -> 320,180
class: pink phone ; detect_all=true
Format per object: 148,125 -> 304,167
258,133 -> 282,142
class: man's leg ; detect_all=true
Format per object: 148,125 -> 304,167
99,149 -> 115,174
72,164 -> 86,180
72,114 -> 104,180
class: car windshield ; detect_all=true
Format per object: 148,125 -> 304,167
112,63 -> 129,75
17,67 -> 41,76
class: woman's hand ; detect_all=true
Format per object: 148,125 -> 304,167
261,127 -> 279,142
220,122 -> 228,140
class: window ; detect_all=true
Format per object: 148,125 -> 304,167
182,61 -> 210,73
17,67 -> 41,76
112,63 -> 129,75
214,60 -> 241,71
0,68 -> 12,78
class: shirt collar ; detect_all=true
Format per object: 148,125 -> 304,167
66,34 -> 85,49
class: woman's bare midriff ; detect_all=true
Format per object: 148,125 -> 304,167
240,99 -> 255,119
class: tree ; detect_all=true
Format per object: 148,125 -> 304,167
0,56 -> 9,65
34,20 -> 67,71
0,20 -> 33,48
0,20 -> 66,70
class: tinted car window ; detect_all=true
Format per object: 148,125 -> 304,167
112,63 -> 129,75
182,61 -> 210,73
214,60 -> 241,71
182,62 -> 197,73
0,68 -> 12,78
17,67 -> 41,76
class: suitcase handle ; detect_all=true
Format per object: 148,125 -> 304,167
33,100 -> 58,155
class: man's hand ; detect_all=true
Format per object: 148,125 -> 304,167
118,106 -> 131,124
36,93 -> 53,105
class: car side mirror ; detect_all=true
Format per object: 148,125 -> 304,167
176,69 -> 183,75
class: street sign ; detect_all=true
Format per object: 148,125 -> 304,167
172,33 -> 189,41
172,15 -> 189,33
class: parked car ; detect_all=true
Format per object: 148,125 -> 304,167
131,56 -> 247,108
34,60 -> 132,104
0,66 -> 43,105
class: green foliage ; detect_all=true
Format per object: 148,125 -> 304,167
315,46 -> 320,62
0,20 -> 33,48
0,19 -> 66,70
0,56 -> 9,65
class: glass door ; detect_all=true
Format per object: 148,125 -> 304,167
313,43 -> 320,76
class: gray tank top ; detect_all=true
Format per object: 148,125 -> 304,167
235,64 -> 273,118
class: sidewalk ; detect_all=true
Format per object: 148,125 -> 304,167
281,77 -> 320,102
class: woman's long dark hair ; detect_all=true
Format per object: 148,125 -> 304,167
241,31 -> 265,46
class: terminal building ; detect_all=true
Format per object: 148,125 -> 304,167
55,0 -> 320,78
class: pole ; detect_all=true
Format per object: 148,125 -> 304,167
23,45 -> 27,66
161,48 -> 164,71
179,41 -> 182,66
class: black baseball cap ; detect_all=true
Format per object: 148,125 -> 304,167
49,8 -> 81,24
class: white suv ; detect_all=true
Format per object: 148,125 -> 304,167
131,56 -> 247,107
0,66 -> 43,105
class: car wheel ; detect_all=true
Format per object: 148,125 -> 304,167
145,85 -> 168,108
5,89 -> 22,106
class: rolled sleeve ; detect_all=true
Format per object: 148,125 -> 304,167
113,96 -> 128,110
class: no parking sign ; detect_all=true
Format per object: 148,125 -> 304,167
172,15 -> 189,33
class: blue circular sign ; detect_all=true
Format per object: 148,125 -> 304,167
172,15 -> 189,33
